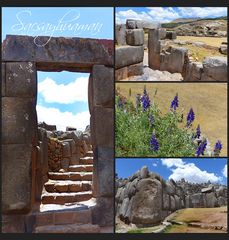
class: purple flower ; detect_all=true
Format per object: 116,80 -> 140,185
141,89 -> 150,111
170,94 -> 179,111
214,140 -> 222,156
196,139 -> 207,156
149,114 -> 154,127
150,133 -> 159,151
196,124 -> 201,138
187,108 -> 195,127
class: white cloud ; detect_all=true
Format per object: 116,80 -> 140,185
147,7 -> 180,23
222,164 -> 227,178
116,7 -> 227,24
161,158 -> 221,184
116,9 -> 154,24
38,76 -> 88,104
161,158 -> 184,168
152,163 -> 157,167
36,105 -> 90,131
177,7 -> 227,19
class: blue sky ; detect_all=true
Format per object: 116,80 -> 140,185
116,7 -> 227,23
2,7 -> 113,131
116,158 -> 228,185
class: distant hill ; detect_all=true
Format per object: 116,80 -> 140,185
162,16 -> 227,29
171,18 -> 200,23
161,17 -> 227,37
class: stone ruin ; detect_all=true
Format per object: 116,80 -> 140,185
2,35 -> 114,233
115,19 -> 227,81
37,123 -> 92,188
115,166 -> 227,226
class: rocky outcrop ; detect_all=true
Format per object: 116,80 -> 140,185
116,166 -> 227,225
148,28 -> 227,81
173,19 -> 227,37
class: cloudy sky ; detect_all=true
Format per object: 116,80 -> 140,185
116,158 -> 227,185
2,7 -> 113,131
116,7 -> 227,23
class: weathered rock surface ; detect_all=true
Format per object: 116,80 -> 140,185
116,167 -> 227,225
115,46 -> 144,69
201,56 -> 227,81
2,35 -> 114,70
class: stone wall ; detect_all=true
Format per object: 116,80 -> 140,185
1,35 -> 114,232
45,127 -> 92,172
89,65 -> 114,227
116,166 -> 227,225
148,28 -> 227,81
115,20 -> 146,81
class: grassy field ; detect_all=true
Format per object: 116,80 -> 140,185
176,36 -> 227,48
164,206 -> 227,233
116,83 -> 227,156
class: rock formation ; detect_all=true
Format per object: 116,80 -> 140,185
116,166 -> 227,225
115,19 -> 227,81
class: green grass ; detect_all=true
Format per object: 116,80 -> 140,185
115,83 -> 227,156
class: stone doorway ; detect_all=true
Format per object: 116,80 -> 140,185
2,35 -> 114,233
35,71 -> 95,230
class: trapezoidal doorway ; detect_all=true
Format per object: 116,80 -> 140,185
1,35 -> 114,233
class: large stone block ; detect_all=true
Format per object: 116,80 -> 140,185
119,198 -> 129,219
2,35 -> 114,69
2,144 -> 32,213
2,97 -> 37,144
162,193 -> 170,210
128,62 -> 143,77
2,215 -> 26,233
115,67 -> 128,81
142,21 -> 161,29
2,62 -> 6,96
166,31 -> 177,40
160,47 -> 188,73
131,178 -> 162,224
126,29 -> 144,46
184,61 -> 203,81
92,65 -> 114,107
115,24 -> 126,45
115,46 -> 144,69
201,56 -> 227,81
91,197 -> 114,227
205,192 -> 218,208
93,147 -> 114,197
126,19 -> 137,29
191,193 -> 205,208
5,62 -> 37,97
92,107 -> 114,148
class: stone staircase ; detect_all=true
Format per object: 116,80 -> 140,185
34,151 -> 100,233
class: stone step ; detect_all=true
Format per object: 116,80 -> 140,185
85,151 -> 93,157
34,223 -> 100,233
68,164 -> 93,172
36,209 -> 92,226
79,157 -> 93,165
48,172 -> 92,181
41,191 -> 92,204
44,180 -> 92,193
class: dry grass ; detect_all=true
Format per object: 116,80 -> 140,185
116,83 -> 227,156
177,36 -> 227,48
172,44 -> 225,62
165,206 -> 227,233
165,225 -> 225,233
173,206 -> 227,223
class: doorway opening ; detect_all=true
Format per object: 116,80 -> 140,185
35,71 -> 95,213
